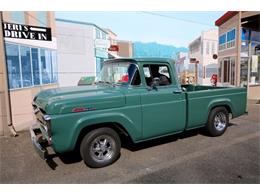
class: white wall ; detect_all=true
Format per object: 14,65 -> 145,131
201,29 -> 218,85
56,21 -> 96,87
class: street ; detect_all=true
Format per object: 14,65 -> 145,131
0,103 -> 259,184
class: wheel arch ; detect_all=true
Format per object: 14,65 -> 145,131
208,99 -> 234,118
74,122 -> 134,152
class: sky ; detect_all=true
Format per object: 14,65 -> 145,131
55,11 -> 225,48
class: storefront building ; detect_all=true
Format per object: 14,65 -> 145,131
56,19 -> 110,87
215,11 -> 260,100
0,11 -> 57,135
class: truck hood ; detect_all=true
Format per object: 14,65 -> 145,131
34,85 -> 125,115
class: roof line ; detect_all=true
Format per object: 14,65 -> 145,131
215,11 -> 239,26
56,18 -> 108,34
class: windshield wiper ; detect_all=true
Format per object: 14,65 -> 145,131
95,81 -> 111,85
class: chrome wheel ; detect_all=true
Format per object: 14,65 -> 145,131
90,135 -> 115,162
214,112 -> 227,131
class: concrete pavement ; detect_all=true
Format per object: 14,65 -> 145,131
0,103 -> 259,183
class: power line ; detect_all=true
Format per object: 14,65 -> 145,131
139,11 -> 216,27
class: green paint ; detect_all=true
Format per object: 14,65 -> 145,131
33,58 -> 247,153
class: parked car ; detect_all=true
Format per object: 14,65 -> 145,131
31,58 -> 247,168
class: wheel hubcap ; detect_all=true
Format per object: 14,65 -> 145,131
214,112 -> 227,131
90,135 -> 115,162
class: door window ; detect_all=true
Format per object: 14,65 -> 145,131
143,64 -> 171,86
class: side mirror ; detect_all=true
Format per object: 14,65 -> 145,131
151,77 -> 160,89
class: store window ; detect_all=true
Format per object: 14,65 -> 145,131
6,44 -> 21,89
10,11 -> 25,24
51,51 -> 58,83
41,49 -> 52,84
240,56 -> 260,86
20,46 -> 32,87
31,48 -> 40,85
37,12 -> 48,26
5,43 -> 58,89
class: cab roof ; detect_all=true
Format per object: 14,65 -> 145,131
104,57 -> 175,64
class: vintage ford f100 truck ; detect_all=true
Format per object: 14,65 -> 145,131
30,58 -> 247,168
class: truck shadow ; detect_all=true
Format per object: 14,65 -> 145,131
121,127 -> 205,151
122,123 -> 235,151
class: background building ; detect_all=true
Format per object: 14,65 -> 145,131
0,11 -> 57,135
105,28 -> 133,58
188,29 -> 218,85
215,11 -> 260,101
56,19 -> 110,87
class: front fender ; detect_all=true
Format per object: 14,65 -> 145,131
51,110 -> 142,153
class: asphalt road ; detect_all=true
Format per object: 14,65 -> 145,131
0,103 -> 259,183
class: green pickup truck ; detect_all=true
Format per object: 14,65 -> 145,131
31,58 -> 247,168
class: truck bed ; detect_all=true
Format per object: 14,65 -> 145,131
181,84 -> 247,130
182,84 -> 227,92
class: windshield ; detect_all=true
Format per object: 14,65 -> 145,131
96,61 -> 138,85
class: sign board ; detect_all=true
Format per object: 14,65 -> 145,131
108,45 -> 119,52
2,22 -> 52,41
190,58 -> 197,63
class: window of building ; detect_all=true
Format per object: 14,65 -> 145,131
240,56 -> 260,86
206,42 -> 210,55
96,57 -> 104,75
20,46 -> 33,87
205,64 -> 218,78
10,11 -> 25,24
201,42 -> 204,55
5,44 -> 21,89
223,59 -> 230,83
231,58 -> 235,85
41,49 -> 52,84
96,28 -> 101,39
218,60 -> 222,83
219,57 -> 236,85
227,29 -> 236,48
5,43 -> 57,89
212,42 -> 215,54
37,12 -> 48,26
219,34 -> 226,51
101,32 -> 106,39
51,51 -> 58,83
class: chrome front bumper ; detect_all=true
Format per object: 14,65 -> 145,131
30,123 -> 49,160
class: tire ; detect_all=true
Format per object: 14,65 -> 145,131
206,107 -> 229,137
80,127 -> 121,168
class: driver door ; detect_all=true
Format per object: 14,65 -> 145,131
140,63 -> 186,139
